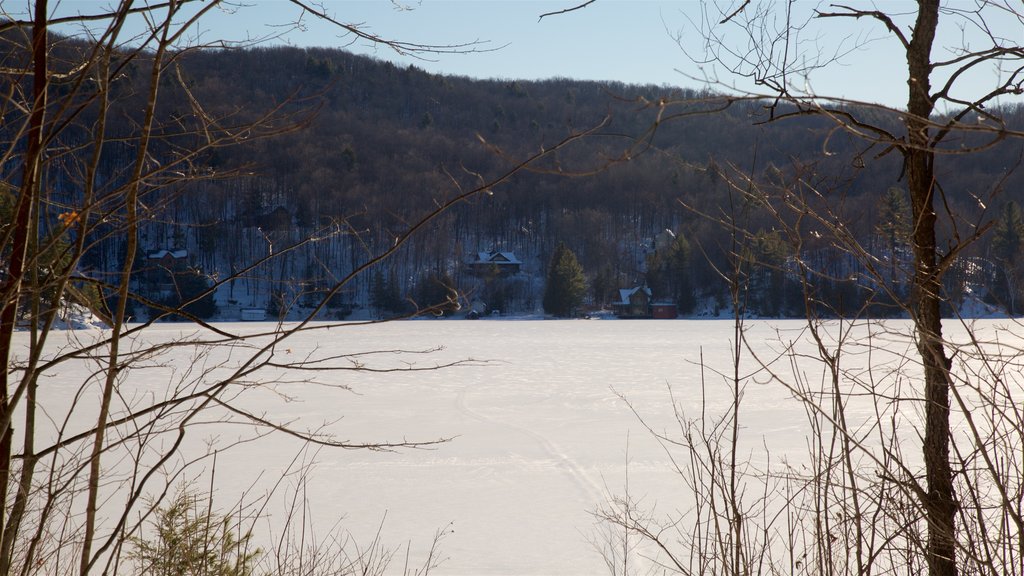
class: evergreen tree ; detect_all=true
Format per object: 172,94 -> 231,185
370,270 -> 387,313
33,229 -> 73,314
744,229 -> 800,317
151,270 -> 218,321
645,234 -> 694,313
370,269 -> 404,317
543,242 -> 586,317
414,271 -> 458,316
130,490 -> 259,576
175,271 -> 218,320
991,201 -> 1024,313
875,186 -> 912,285
670,235 -> 696,314
992,201 -> 1024,263
591,266 -> 617,309
481,264 -> 510,314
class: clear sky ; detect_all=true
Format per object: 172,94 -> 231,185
23,1 -> 1024,110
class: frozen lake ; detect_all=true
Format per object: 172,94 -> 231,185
20,318 -> 1015,575
227,319 -> 827,575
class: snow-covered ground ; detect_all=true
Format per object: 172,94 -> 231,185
16,318 -> 1023,574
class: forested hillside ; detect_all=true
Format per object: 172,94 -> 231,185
6,37 -> 1024,319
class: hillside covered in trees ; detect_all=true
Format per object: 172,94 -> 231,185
5,36 -> 1024,320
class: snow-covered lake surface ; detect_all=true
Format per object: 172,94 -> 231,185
20,318 -> 1021,575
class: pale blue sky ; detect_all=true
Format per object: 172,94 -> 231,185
22,1 -> 1024,109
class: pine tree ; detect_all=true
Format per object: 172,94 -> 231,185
543,242 -> 586,317
668,234 -> 695,313
875,186 -> 912,285
370,269 -> 404,317
991,201 -> 1024,313
992,201 -> 1024,264
646,234 -> 694,313
130,490 -> 259,576
591,266 -> 617,308
414,270 -> 458,316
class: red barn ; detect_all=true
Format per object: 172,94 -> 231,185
651,302 -> 678,319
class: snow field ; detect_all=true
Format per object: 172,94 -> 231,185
15,318 -> 1019,574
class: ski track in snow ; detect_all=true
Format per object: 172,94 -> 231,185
454,384 -> 606,505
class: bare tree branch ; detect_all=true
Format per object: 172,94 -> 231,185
538,0 -> 598,22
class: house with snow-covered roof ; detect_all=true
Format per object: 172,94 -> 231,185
142,248 -> 189,287
146,248 -> 188,261
146,248 -> 188,270
468,251 -> 522,276
613,286 -> 652,318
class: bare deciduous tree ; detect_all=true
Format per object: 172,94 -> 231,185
0,2 -> 600,574
598,2 -> 1024,576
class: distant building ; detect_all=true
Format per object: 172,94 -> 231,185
651,302 -> 678,319
468,251 -> 522,276
142,248 -> 189,287
240,308 -> 266,321
146,248 -> 188,265
613,286 -> 652,318
654,228 -> 677,252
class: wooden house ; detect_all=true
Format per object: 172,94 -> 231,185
613,286 -> 652,318
468,251 -> 522,276
651,302 -> 678,319
142,248 -> 189,287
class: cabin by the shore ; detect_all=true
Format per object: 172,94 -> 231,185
651,302 -> 678,319
613,287 -> 679,319
613,286 -> 652,318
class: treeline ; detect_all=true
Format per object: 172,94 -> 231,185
5,34 -> 1024,318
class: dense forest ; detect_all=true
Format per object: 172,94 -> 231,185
5,36 -> 1024,320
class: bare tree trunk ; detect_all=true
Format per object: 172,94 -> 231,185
905,3 -> 956,575
80,7 -> 172,573
0,3 -> 47,572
